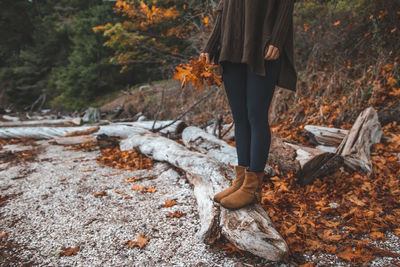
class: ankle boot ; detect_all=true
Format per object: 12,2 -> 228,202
220,169 -> 265,209
213,165 -> 249,203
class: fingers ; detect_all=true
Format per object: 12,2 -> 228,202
200,52 -> 211,64
264,45 -> 280,60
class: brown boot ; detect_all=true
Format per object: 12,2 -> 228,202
220,169 -> 265,209
213,165 -> 249,203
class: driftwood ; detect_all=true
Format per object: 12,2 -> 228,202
304,125 -> 348,146
0,118 -> 80,128
0,120 -> 186,139
64,126 -> 100,137
283,142 -> 343,185
115,120 -> 186,135
183,126 -> 342,186
334,106 -> 382,173
0,125 -> 136,139
119,127 -> 289,262
51,135 -> 96,145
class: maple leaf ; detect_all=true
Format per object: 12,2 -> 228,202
60,246 -> 79,256
163,199 -> 177,208
122,233 -> 149,249
173,57 -> 222,91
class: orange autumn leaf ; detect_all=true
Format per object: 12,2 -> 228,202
394,228 -> 400,237
337,246 -> 375,263
60,246 -> 79,256
93,191 -> 107,197
122,233 -> 149,249
173,56 -> 222,91
285,224 -> 297,235
317,229 -> 345,242
163,199 -> 177,208
369,231 -> 386,241
131,185 -> 157,193
124,177 -> 141,182
223,242 -> 245,256
166,211 -> 186,218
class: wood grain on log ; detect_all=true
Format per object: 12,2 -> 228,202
334,106 -> 382,173
304,125 -> 348,146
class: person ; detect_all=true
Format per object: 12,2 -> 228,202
199,0 -> 297,210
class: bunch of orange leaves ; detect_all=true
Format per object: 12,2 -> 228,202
173,56 -> 222,91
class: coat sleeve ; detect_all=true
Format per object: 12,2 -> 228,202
201,0 -> 223,60
270,0 -> 295,53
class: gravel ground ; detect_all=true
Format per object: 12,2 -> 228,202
0,140 -> 282,267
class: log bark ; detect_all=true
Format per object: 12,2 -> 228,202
119,127 -> 289,262
334,106 -> 382,173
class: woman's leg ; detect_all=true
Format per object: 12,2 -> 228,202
246,58 -> 281,172
222,61 -> 250,167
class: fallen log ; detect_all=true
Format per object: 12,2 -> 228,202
304,125 -> 348,146
0,125 -> 136,139
119,127 -> 289,262
0,118 -> 80,128
183,126 -> 342,186
115,120 -> 186,135
334,106 -> 382,173
64,126 -> 100,137
50,135 -> 96,145
0,120 -> 185,139
283,142 -> 343,185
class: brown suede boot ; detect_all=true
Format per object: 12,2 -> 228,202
213,165 -> 249,203
220,169 -> 265,209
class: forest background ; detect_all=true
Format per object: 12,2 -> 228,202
1,0 -> 398,123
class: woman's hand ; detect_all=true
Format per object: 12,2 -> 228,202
200,52 -> 211,64
264,45 -> 280,60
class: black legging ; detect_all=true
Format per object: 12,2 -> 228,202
222,58 -> 281,172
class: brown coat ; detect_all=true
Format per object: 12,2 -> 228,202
202,0 -> 297,92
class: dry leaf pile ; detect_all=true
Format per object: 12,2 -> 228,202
97,146 -> 153,170
262,121 -> 400,264
173,56 -> 222,90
